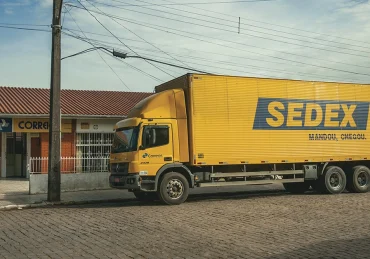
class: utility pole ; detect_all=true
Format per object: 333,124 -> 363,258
48,0 -> 63,202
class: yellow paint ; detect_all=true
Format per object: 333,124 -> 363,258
112,74 -> 370,176
112,89 -> 188,175
13,118 -> 72,133
304,103 -> 322,127
324,104 -> 340,127
266,101 -> 284,127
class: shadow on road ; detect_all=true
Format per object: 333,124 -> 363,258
53,189 -> 298,209
266,237 -> 370,259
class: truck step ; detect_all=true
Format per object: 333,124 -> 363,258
210,170 -> 303,178
198,178 -> 304,187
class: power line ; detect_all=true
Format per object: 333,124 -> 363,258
94,0 -> 370,53
87,0 -> 276,6
0,25 -> 50,32
133,0 -> 370,49
61,46 -> 110,60
132,49 -> 360,82
64,32 -> 363,83
62,27 -> 370,70
0,22 -> 49,27
65,7 -> 132,91
86,0 -> 198,76
66,5 -> 370,76
132,51 -> 362,83
159,0 -> 370,46
85,0 -> 370,58
76,0 -> 176,79
63,31 -> 165,82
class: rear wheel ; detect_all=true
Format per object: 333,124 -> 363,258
283,182 -> 310,194
133,191 -> 158,201
157,172 -> 189,205
346,166 -> 370,193
318,166 -> 346,194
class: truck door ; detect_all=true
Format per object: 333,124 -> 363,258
139,124 -> 173,171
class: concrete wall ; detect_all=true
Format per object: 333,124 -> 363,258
29,172 -> 110,194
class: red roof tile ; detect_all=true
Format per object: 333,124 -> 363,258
0,87 -> 152,117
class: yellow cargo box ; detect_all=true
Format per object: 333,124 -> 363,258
156,74 -> 370,166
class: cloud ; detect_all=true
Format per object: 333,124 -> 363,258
1,0 -> 370,92
4,8 -> 13,14
38,0 -> 53,8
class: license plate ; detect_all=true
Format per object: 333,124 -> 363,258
114,178 -> 120,183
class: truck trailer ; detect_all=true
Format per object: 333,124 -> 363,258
109,74 -> 370,205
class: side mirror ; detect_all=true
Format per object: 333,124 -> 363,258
139,145 -> 145,150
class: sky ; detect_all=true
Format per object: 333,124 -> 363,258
0,0 -> 370,93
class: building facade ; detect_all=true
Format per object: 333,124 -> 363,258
0,86 -> 151,178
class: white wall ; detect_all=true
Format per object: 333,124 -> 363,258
76,119 -> 120,133
29,172 -> 111,194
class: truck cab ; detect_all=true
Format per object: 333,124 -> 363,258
109,88 -> 193,205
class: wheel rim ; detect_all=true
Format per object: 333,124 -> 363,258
328,172 -> 344,191
166,179 -> 184,199
357,171 -> 369,187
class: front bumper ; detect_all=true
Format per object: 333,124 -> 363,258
109,174 -> 140,190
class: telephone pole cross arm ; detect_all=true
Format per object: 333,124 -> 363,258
48,0 -> 63,202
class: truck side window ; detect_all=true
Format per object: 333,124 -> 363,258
143,126 -> 169,148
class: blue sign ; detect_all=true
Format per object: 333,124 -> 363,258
253,98 -> 369,130
0,118 -> 12,132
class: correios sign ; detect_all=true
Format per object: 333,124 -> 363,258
13,118 -> 72,133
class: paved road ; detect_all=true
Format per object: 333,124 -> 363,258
1,188 -> 370,259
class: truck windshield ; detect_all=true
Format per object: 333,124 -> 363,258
112,126 -> 139,153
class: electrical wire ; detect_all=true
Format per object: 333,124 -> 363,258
65,5 -> 370,77
0,25 -> 50,32
64,32 -> 363,83
62,8 -> 370,69
61,46 -> 110,60
130,0 -> 370,50
159,0 -> 370,46
85,0 -> 276,6
0,22 -> 49,27
76,0 -> 176,79
63,31 -> 165,82
61,27 -> 370,70
65,7 -> 132,91
92,0 -> 370,54
86,0 -> 198,76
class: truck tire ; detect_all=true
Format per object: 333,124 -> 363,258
157,172 -> 189,205
283,182 -> 310,194
133,191 -> 158,201
318,166 -> 346,194
346,166 -> 370,193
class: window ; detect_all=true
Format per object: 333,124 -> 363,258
143,126 -> 169,148
76,133 -> 114,172
112,126 -> 139,153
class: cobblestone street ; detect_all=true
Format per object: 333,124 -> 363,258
1,189 -> 370,259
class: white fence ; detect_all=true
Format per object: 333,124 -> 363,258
29,156 -> 110,174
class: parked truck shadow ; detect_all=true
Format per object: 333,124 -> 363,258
55,189 -> 299,209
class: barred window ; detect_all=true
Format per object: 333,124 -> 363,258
76,133 -> 113,172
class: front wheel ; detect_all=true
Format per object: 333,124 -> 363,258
158,172 -> 189,205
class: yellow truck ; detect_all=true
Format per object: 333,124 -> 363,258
109,74 -> 370,205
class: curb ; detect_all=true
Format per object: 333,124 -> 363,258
0,198 -> 136,211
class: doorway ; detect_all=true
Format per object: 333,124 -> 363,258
6,133 -> 27,178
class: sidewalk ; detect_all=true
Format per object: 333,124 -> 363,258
0,181 -> 284,210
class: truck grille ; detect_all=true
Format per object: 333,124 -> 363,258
110,163 -> 129,175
